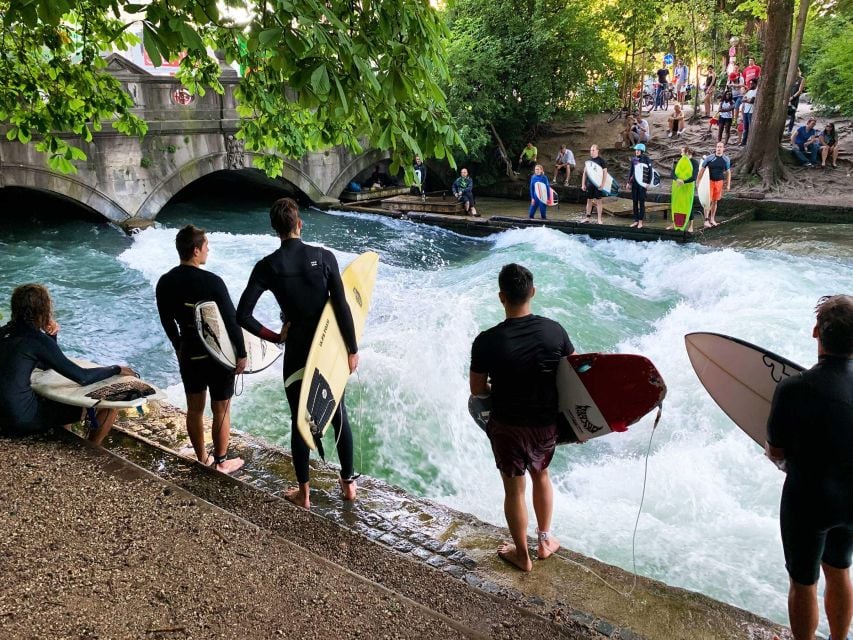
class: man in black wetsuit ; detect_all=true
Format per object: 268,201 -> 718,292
237,198 -> 359,509
469,264 -> 575,572
156,225 -> 246,474
0,283 -> 136,443
766,295 -> 853,640
411,155 -> 428,200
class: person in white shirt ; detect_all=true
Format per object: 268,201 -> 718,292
740,78 -> 758,146
637,117 -> 651,143
552,145 -> 576,185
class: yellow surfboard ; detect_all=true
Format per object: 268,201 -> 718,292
296,251 -> 379,449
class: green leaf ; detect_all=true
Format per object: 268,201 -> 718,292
142,23 -> 163,68
259,28 -> 283,46
179,23 -> 205,51
310,64 -> 330,95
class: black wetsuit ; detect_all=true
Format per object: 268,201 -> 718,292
767,355 -> 853,585
0,323 -> 119,436
155,264 -> 246,401
237,238 -> 357,484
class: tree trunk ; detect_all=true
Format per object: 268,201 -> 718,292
785,0 -> 811,96
690,0 -> 701,122
737,0 -> 795,188
489,121 -> 515,179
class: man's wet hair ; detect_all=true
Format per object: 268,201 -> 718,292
269,197 -> 300,237
175,225 -> 206,261
9,283 -> 52,331
815,295 -> 853,355
499,264 -> 534,305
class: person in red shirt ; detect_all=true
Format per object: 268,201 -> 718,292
743,57 -> 761,86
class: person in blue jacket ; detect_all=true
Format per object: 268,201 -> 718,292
528,164 -> 551,220
627,143 -> 653,229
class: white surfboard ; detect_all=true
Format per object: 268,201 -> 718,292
633,163 -> 661,189
31,359 -> 166,409
697,167 -> 711,212
585,160 -> 618,196
195,301 -> 282,374
685,332 -> 805,446
533,181 -> 557,205
296,251 -> 379,449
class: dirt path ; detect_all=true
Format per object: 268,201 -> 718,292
537,102 -> 851,206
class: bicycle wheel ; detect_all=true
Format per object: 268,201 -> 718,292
662,90 -> 669,111
607,108 -> 623,124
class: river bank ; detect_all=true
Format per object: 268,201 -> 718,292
0,403 -> 790,639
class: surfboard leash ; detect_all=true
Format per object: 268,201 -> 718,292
552,403 -> 662,599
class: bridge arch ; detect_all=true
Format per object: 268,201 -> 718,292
326,149 -> 392,198
134,152 -> 326,222
0,165 -> 130,223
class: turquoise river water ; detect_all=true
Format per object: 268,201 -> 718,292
2,195 -> 852,633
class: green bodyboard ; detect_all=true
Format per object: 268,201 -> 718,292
671,156 -> 695,231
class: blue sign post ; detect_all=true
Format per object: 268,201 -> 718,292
664,53 -> 675,65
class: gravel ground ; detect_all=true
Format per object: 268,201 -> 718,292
0,436 -> 501,640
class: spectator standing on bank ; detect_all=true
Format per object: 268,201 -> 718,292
674,59 -> 689,103
742,57 -> 762,87
718,90 -> 735,144
727,64 -> 745,124
519,142 -> 538,171
740,78 -> 758,146
820,123 -> 839,168
791,118 -> 822,167
787,69 -> 806,135
704,65 -> 717,118
412,155 -> 428,199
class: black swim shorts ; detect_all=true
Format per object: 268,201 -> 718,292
780,481 -> 853,585
486,418 -> 558,477
2,399 -> 83,437
178,355 -> 235,401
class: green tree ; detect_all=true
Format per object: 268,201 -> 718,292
0,0 -> 461,177
444,0 -> 612,179
799,3 -> 853,114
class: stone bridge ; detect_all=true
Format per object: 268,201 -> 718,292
0,55 -> 388,227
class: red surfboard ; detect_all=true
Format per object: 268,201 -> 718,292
469,353 -> 667,445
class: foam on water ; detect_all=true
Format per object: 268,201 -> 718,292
14,208 -> 850,633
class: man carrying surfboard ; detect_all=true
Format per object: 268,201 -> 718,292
627,143 -> 653,229
0,284 -> 136,443
237,197 -> 359,510
765,295 -> 853,640
581,144 -> 608,225
696,142 -> 731,228
469,264 -> 575,572
156,225 -> 247,474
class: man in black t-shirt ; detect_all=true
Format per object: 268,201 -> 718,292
470,264 -> 575,572
766,295 -> 853,640
156,225 -> 247,474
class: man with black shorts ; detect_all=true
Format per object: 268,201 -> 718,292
766,295 -> 853,640
156,225 -> 246,474
237,198 -> 359,509
581,144 -> 608,225
469,264 -> 575,571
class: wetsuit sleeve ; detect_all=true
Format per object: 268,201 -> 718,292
561,327 -> 575,357
236,260 -> 279,342
326,251 -> 358,355
684,159 -> 699,184
213,277 -> 247,359
35,333 -> 120,385
767,378 -> 799,448
155,276 -> 181,351
529,178 -> 535,199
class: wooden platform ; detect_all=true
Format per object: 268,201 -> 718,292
602,197 -> 670,219
381,195 -> 467,216
340,186 -> 409,202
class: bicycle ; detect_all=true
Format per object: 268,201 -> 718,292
607,101 -> 641,124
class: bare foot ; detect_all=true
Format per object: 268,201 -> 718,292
665,225 -> 674,230
688,225 -> 694,232
703,220 -> 712,228
629,222 -> 638,228
711,220 -> 719,226
537,530 -> 560,560
637,223 -> 644,229
497,543 -> 532,572
339,477 -> 357,501
212,457 -> 245,475
285,486 -> 310,509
